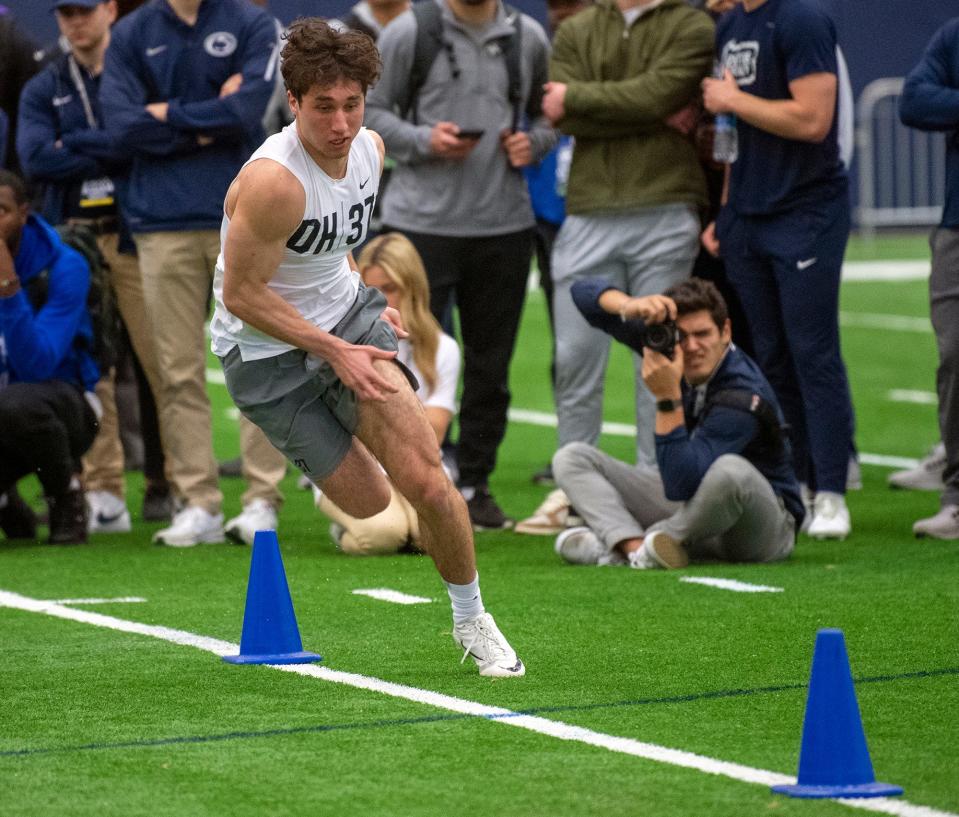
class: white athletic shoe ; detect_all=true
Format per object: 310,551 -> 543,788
224,499 -> 278,546
641,530 -> 689,569
555,526 -> 607,565
517,489 -> 574,535
153,506 -> 225,547
888,443 -> 947,492
806,492 -> 851,540
86,490 -> 131,534
913,504 -> 959,540
453,612 -> 525,678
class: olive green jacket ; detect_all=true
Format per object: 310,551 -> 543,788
550,0 -> 714,215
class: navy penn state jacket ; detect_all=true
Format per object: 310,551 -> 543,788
99,0 -> 278,233
17,51 -> 129,226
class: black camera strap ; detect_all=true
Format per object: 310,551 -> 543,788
702,389 -> 788,456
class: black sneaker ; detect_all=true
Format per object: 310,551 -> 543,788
531,463 -> 555,486
142,485 -> 174,522
0,488 -> 38,540
465,487 -> 514,531
47,489 -> 88,545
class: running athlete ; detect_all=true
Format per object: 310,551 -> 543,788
209,19 -> 524,678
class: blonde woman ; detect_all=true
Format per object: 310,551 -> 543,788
315,233 -> 460,555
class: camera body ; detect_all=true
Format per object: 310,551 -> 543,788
642,320 -> 681,358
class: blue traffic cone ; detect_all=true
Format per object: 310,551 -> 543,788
772,629 -> 902,799
222,530 -> 323,665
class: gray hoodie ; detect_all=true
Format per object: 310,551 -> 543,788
365,0 -> 556,237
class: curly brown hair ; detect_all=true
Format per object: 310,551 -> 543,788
281,18 -> 382,101
663,277 -> 729,329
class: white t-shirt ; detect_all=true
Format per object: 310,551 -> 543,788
397,332 -> 460,411
210,124 -> 381,360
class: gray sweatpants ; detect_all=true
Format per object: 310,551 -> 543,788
930,227 -> 959,507
551,205 -> 700,465
553,443 -> 795,563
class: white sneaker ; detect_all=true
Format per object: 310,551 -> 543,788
642,530 -> 689,569
913,504 -> 959,540
86,491 -> 131,534
224,499 -> 278,545
517,489 -> 573,535
554,526 -> 604,564
153,506 -> 225,547
888,443 -> 947,491
627,545 -> 660,570
452,612 -> 525,678
807,492 -> 851,540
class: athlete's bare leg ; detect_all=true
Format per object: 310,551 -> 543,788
326,359 -> 475,584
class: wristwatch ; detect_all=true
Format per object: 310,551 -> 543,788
656,398 -> 682,413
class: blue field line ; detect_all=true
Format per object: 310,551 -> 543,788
4,666 -> 956,760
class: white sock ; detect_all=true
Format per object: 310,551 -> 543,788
459,486 -> 476,501
445,573 -> 484,624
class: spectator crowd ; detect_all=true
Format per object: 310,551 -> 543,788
1,0 -> 957,559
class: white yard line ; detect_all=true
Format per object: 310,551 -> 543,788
841,261 -> 929,282
679,577 -> 783,594
351,588 -> 433,605
888,390 -> 938,406
0,589 -> 952,817
839,312 -> 931,333
43,597 -> 147,605
208,370 -> 928,468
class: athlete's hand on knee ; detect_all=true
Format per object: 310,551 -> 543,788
330,342 -> 400,402
381,307 -> 409,338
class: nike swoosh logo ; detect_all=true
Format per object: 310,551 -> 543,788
96,510 -> 126,525
359,177 -> 370,189
52,95 -> 73,107
146,45 -> 167,57
796,257 -> 818,270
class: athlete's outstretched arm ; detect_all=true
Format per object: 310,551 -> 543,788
222,159 -> 400,401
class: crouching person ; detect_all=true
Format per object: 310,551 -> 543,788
554,277 -> 804,569
0,170 -> 100,544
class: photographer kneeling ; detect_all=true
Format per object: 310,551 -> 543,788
554,277 -> 804,569
0,170 -> 99,544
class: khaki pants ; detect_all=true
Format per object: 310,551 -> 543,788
135,230 -> 286,512
318,484 -> 419,555
239,414 -> 286,509
82,232 -> 163,497
134,230 -> 223,511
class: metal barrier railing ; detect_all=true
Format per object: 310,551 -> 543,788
855,77 -> 945,238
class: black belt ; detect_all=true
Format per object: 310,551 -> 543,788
67,216 -> 119,236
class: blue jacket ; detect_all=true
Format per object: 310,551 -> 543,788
572,278 -> 805,526
99,0 -> 278,232
899,17 -> 959,229
17,52 -> 128,226
0,214 -> 98,392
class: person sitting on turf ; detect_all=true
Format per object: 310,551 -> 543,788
0,169 -> 100,544
314,231 -> 460,555
554,277 -> 804,569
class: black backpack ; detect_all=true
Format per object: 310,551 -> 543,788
398,0 -> 525,131
24,223 -> 121,372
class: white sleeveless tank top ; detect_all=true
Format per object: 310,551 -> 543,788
210,124 -> 381,360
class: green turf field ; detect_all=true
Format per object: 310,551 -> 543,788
1,235 -> 957,817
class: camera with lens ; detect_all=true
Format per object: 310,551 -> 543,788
642,320 -> 681,359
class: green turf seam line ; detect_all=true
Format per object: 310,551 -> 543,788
3,667 -> 957,760
1,589 -> 954,817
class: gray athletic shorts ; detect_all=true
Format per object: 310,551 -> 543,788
219,284 -> 416,482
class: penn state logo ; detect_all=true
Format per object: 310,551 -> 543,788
204,31 -> 238,58
720,39 -> 760,87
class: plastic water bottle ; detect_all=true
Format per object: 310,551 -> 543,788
712,113 -> 738,164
